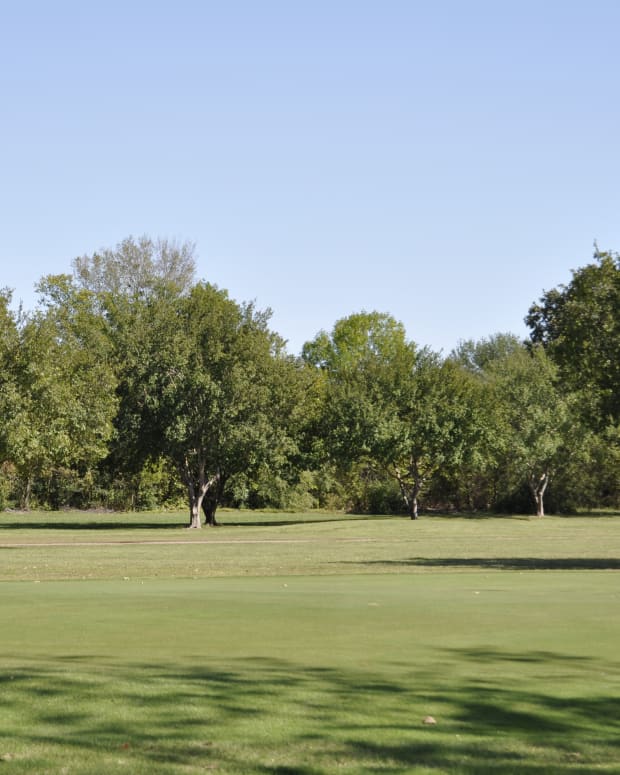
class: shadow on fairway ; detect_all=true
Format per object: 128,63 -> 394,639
0,513 -> 394,531
223,514 -> 392,528
442,647 -> 593,664
0,520 -> 184,531
353,557 -> 620,570
224,517 -> 344,528
561,510 -> 620,519
1,653 -> 619,773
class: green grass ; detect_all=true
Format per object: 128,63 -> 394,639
0,510 -> 619,773
0,509 -> 619,580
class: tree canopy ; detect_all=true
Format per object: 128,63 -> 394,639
304,313 -> 492,518
0,278 -> 117,507
72,235 -> 197,299
108,281 -> 304,527
526,249 -> 620,426
0,240 -> 617,516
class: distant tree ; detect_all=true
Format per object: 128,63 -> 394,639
112,282 -> 303,527
72,234 -> 196,299
0,277 -> 117,508
0,290 -> 20,469
450,333 -> 524,374
525,249 -> 620,425
303,312 -> 417,511
304,312 -> 485,518
385,353 -> 491,519
488,345 -> 575,517
429,362 -> 500,512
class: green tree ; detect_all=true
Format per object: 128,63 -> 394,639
304,312 -> 484,518
525,249 -> 620,426
429,362 -> 500,512
113,282 -> 303,527
303,312 -> 417,510
0,278 -> 117,508
68,234 -> 197,510
488,345 -> 575,517
450,332 -> 524,374
386,354 -> 488,518
0,291 -> 20,473
69,234 -> 303,521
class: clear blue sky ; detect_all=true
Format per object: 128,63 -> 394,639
2,1 -> 619,355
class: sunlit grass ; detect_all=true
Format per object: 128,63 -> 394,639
0,509 -> 618,581
0,511 -> 619,772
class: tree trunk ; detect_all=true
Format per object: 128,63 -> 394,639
186,477 -> 203,529
20,476 -> 33,510
188,500 -> 202,529
409,460 -> 423,520
201,491 -> 219,526
529,471 -> 549,518
182,461 -> 222,529
202,472 -> 226,525
394,461 -> 422,520
183,460 -> 218,529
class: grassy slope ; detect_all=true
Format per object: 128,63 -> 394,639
0,511 -> 619,773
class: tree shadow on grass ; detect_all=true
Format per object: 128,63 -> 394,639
441,647 -> 592,664
349,557 -> 620,570
0,513 -> 391,531
449,511 -> 620,520
223,514 -> 396,528
1,652 -> 619,773
562,510 -> 620,519
0,520 -> 184,531
224,517 -> 343,528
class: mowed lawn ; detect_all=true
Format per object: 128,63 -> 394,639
0,511 -> 619,774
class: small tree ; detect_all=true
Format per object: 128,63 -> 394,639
488,346 -> 574,517
304,312 -> 485,519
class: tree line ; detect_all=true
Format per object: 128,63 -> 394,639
1,237 -> 618,524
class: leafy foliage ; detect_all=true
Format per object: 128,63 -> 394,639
0,279 -> 117,507
304,312 -> 494,517
109,282 -> 305,526
72,235 -> 196,298
0,240 -> 617,514
526,249 -> 620,425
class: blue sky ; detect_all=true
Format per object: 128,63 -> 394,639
2,1 -> 619,355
